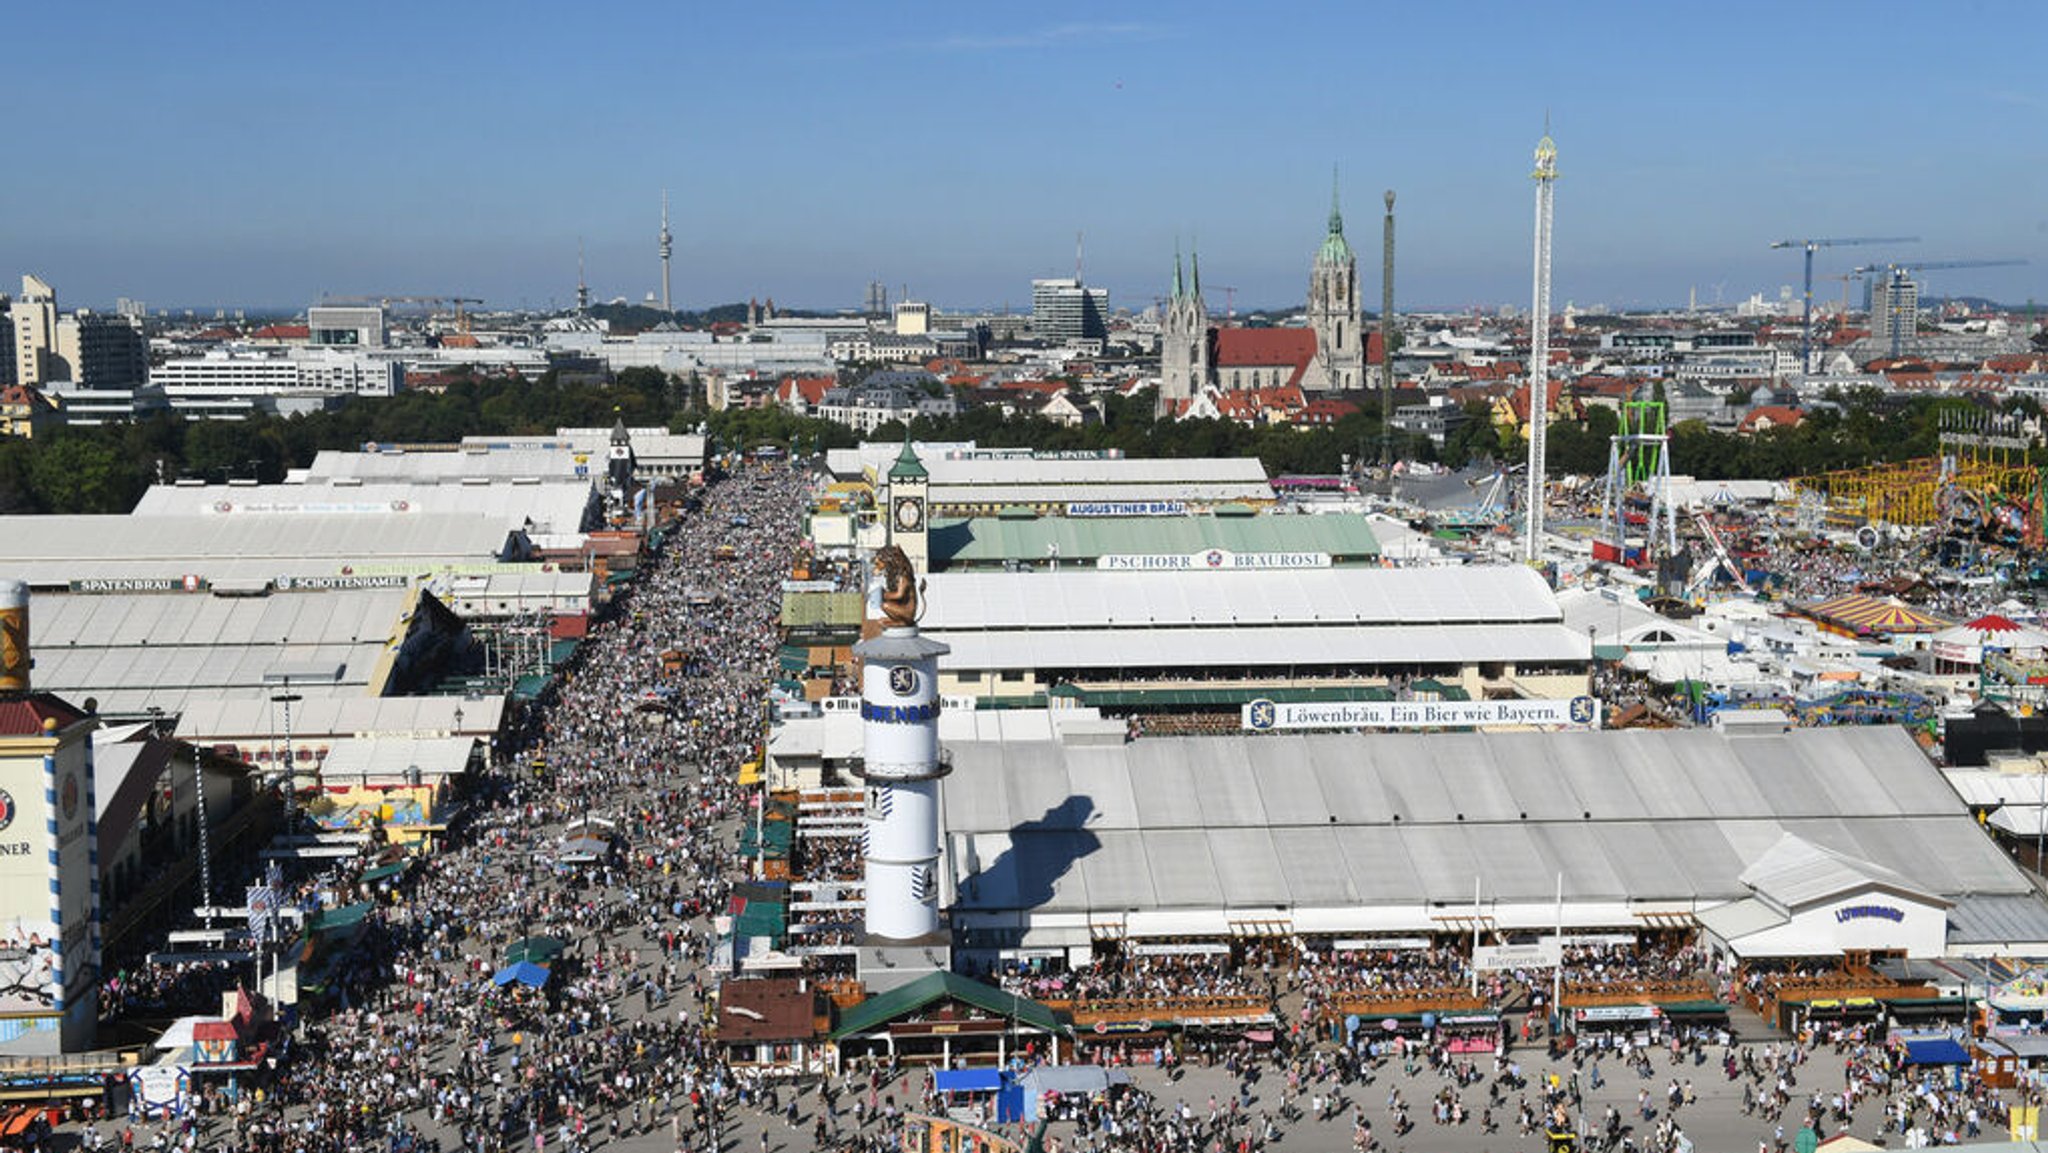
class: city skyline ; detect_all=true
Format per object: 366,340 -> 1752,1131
7,0 -> 2045,313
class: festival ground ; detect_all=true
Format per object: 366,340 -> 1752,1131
65,464 -> 2027,1153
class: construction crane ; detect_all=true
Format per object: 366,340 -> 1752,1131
320,294 -> 487,334
1850,259 -> 2029,357
1209,285 -> 1240,321
1768,235 -> 1918,375
1821,272 -> 1862,314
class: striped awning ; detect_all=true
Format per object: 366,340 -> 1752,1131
1799,594 -> 1948,635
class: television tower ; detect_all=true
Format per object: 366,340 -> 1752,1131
1523,127 -> 1557,563
658,190 -> 674,313
576,238 -> 590,314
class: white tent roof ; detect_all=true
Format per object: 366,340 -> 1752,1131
0,514 -> 522,585
1739,832 -> 1947,912
133,480 -> 598,536
941,727 -> 2031,927
922,566 -> 1561,632
319,736 -> 476,780
937,623 -> 1588,672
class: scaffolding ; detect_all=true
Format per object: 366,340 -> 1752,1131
1598,399 -> 1677,562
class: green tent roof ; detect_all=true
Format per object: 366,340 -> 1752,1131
548,638 -> 580,665
512,673 -> 552,700
360,860 -> 409,883
738,821 -> 794,858
733,900 -> 787,941
308,902 -> 373,934
931,512 -> 1379,568
780,591 -> 864,630
505,935 -> 567,965
831,971 -> 1066,1040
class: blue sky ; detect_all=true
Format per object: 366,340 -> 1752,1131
6,1 -> 2045,313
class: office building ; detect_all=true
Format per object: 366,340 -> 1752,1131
307,305 -> 386,348
11,275 -> 57,386
55,312 -> 147,390
1872,274 -> 1920,355
152,348 -> 400,418
1030,278 -> 1108,342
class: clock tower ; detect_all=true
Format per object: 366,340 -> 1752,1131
887,438 -> 929,572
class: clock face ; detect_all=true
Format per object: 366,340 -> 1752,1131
894,496 -> 924,531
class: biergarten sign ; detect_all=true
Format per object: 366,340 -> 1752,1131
1472,942 -> 1563,971
1242,697 -> 1601,731
1098,550 -> 1331,572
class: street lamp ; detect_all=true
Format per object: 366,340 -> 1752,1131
269,679 -> 303,831
193,744 -> 213,929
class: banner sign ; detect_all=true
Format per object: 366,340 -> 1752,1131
1067,501 -> 1187,518
275,574 -> 413,591
68,576 -> 207,593
1575,1005 -> 1663,1023
1243,697 -> 1601,731
1099,550 -> 1330,572
1473,942 -> 1563,971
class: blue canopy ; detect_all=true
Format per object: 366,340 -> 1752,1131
933,1068 -> 1004,1094
492,960 -> 551,988
1903,1038 -> 1971,1065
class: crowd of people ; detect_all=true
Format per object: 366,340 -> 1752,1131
87,463 -> 893,1153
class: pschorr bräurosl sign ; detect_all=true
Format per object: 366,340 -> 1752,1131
1242,697 -> 1601,731
1097,549 -> 1331,571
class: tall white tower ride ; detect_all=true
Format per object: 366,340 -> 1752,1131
853,541 -> 952,991
659,190 -> 674,313
1523,129 -> 1558,563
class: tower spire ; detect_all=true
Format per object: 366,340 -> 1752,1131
1173,239 -> 1185,301
1329,164 -> 1345,237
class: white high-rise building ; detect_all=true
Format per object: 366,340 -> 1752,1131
1871,274 -> 1920,356
11,275 -> 57,386
1030,278 -> 1108,341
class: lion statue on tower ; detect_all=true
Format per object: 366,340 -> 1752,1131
871,544 -> 920,628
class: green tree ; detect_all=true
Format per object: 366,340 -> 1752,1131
29,434 -> 145,512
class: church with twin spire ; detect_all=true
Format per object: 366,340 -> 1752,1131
1159,179 -> 1368,407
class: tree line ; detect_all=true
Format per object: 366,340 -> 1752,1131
0,370 -> 2027,515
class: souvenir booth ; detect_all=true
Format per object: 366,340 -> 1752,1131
1436,1012 -> 1505,1054
1986,968 -> 2048,1029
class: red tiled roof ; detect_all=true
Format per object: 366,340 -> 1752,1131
1214,328 -> 1317,368
250,324 -> 309,340
1740,405 -> 1805,433
0,693 -> 87,737
778,376 -> 834,406
1987,355 -> 2042,374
